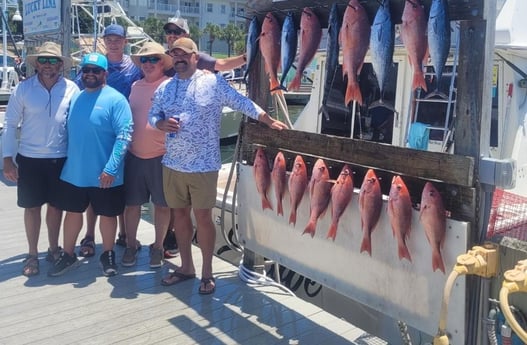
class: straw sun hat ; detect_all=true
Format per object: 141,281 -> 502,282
26,41 -> 72,71
131,42 -> 173,71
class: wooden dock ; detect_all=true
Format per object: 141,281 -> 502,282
0,172 -> 387,345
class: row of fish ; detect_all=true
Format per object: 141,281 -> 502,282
253,148 -> 448,273
246,8 -> 322,93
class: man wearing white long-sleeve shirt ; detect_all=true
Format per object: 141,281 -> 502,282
2,42 -> 79,277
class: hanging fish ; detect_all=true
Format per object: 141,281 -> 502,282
253,147 -> 273,211
280,12 -> 298,90
288,7 -> 322,92
358,169 -> 382,256
327,164 -> 354,241
400,0 -> 428,92
387,175 -> 412,262
340,0 -> 370,106
420,182 -> 446,273
288,155 -> 308,226
271,151 -> 287,217
370,0 -> 395,102
319,2 -> 342,120
260,12 -> 282,94
303,159 -> 332,237
244,16 -> 260,83
427,0 -> 451,92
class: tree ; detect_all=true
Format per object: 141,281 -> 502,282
203,23 -> 221,55
140,17 -> 165,43
220,23 -> 244,57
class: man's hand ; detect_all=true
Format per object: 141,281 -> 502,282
156,118 -> 181,133
3,158 -> 18,183
99,171 -> 115,188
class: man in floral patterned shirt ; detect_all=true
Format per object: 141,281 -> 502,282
149,37 -> 287,294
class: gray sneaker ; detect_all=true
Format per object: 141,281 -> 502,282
121,247 -> 138,267
100,250 -> 118,277
149,247 -> 164,268
48,251 -> 79,277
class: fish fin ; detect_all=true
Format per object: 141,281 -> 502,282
360,235 -> 372,256
277,200 -> 283,216
412,70 -> 428,92
262,196 -> 273,211
289,210 -> 297,226
398,244 -> 412,262
432,250 -> 445,274
327,223 -> 337,241
303,220 -> 317,238
288,73 -> 302,92
345,80 -> 363,106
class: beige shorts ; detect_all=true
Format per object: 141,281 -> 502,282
162,166 -> 218,209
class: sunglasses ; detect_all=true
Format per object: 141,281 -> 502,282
165,28 -> 185,35
139,56 -> 161,64
81,66 -> 105,74
37,57 -> 61,65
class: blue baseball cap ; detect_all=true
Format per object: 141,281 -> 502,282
103,24 -> 126,38
80,52 -> 108,71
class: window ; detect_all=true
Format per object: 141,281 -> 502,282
207,3 -> 212,12
221,5 -> 226,14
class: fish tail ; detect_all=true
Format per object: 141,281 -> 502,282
289,209 -> 297,226
303,220 -> 317,238
432,250 -> 445,274
345,80 -> 363,106
360,235 -> 372,256
327,223 -> 338,241
277,200 -> 283,216
288,73 -> 302,92
412,70 -> 427,92
262,196 -> 273,211
398,244 -> 412,262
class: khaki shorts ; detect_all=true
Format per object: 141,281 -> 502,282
162,166 -> 218,209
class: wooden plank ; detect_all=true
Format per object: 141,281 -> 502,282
240,122 -> 476,222
241,121 -> 475,186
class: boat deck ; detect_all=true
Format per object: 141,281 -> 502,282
0,172 -> 387,345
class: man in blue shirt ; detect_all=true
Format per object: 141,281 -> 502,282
49,53 -> 133,277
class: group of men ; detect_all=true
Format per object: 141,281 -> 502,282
2,16 -> 287,295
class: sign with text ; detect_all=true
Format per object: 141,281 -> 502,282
23,0 -> 61,35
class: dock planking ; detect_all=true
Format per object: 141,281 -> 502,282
0,172 -> 386,345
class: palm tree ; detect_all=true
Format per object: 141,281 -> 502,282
203,23 -> 221,55
220,23 -> 244,57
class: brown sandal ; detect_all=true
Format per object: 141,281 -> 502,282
79,236 -> 95,257
160,270 -> 196,286
22,255 -> 39,277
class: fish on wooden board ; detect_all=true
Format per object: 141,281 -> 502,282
303,158 -> 332,237
358,169 -> 383,256
327,164 -> 354,241
289,155 -> 309,226
288,7 -> 322,92
320,2 -> 342,120
370,0 -> 395,102
260,12 -> 282,94
400,0 -> 428,92
427,0 -> 451,92
271,151 -> 287,216
340,0 -> 371,106
253,147 -> 273,211
420,181 -> 446,273
387,175 -> 412,262
280,12 -> 298,90
244,16 -> 260,82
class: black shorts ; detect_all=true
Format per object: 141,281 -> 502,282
16,154 -> 66,208
124,152 -> 167,207
55,181 -> 125,217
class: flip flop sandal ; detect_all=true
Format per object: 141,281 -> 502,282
79,236 -> 95,257
160,270 -> 196,286
199,277 -> 216,295
22,255 -> 39,277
